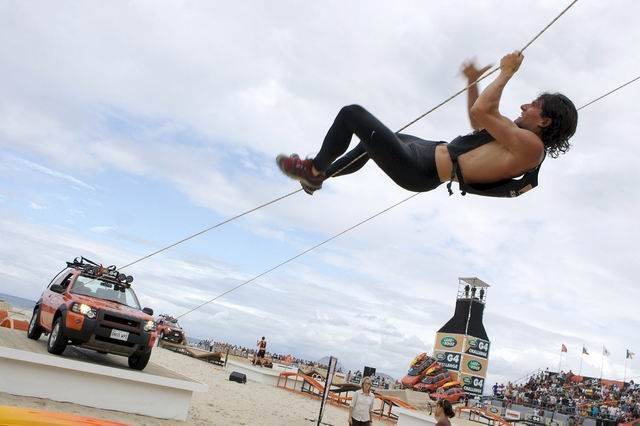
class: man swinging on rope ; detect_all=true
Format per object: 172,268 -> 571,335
277,52 -> 578,198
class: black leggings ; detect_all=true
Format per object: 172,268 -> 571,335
312,105 -> 444,192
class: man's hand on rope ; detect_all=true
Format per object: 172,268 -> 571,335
461,59 -> 492,84
499,51 -> 524,77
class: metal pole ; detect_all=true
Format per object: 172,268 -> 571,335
579,351 -> 583,376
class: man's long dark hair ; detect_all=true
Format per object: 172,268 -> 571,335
539,93 -> 578,158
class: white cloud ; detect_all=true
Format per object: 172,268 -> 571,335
29,201 -> 47,210
89,225 -> 114,234
1,1 -> 640,384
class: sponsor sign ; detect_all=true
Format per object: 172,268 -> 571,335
434,332 -> 464,353
464,336 -> 490,359
460,354 -> 489,377
459,373 -> 485,395
433,350 -> 462,370
505,409 -> 521,420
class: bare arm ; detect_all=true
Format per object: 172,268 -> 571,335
470,51 -> 542,161
461,60 -> 492,130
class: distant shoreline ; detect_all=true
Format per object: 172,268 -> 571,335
0,292 -> 36,311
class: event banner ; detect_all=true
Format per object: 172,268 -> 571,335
433,332 -> 465,353
433,350 -> 462,371
463,336 -> 490,359
459,372 -> 485,395
460,354 -> 489,377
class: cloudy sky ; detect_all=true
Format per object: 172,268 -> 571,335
1,1 -> 639,385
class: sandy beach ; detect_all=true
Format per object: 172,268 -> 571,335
1,301 -> 400,425
1,344 -> 397,425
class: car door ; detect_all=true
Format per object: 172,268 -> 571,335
41,269 -> 74,328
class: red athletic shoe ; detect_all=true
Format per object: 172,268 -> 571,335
276,154 -> 325,191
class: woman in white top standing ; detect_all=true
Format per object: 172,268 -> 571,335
349,376 -> 375,426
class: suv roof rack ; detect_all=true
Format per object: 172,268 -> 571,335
159,314 -> 179,323
67,256 -> 134,289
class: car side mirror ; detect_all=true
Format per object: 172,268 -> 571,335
50,284 -> 65,294
143,307 -> 154,316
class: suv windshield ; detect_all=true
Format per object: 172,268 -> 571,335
71,275 -> 141,309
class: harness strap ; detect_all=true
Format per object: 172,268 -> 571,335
446,158 -> 467,196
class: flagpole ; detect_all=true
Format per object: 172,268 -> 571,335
600,345 -> 604,380
579,346 -> 584,376
558,349 -> 562,373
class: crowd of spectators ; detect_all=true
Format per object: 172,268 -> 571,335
494,370 -> 639,424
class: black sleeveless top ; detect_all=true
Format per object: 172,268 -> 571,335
446,129 -> 544,198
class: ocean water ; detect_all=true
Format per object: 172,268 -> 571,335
0,292 -> 36,311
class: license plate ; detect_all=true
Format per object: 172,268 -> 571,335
110,329 -> 129,341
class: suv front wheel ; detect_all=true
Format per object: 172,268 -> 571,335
27,308 -> 44,340
47,316 -> 68,354
128,350 -> 151,370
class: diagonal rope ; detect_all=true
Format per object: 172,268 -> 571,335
117,188 -> 302,271
175,193 -> 421,319
577,75 -> 640,111
109,0 -> 581,277
330,0 -> 579,177
11,1 -> 639,324
174,75 -> 640,320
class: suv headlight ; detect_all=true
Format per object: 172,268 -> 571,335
144,320 -> 156,332
71,303 -> 97,319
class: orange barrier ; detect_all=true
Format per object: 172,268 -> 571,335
0,310 -> 8,323
0,317 -> 29,332
278,372 -> 418,421
457,406 -> 511,426
0,405 -> 129,425
277,372 -> 351,405
373,393 -> 417,421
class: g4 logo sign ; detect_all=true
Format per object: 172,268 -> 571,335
468,339 -> 489,351
441,337 -> 457,348
436,352 -> 460,365
446,353 -> 460,363
463,376 -> 485,387
467,360 -> 482,372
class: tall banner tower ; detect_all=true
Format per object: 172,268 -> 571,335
433,277 -> 490,396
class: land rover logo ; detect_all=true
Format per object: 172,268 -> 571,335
468,360 -> 482,372
436,352 -> 446,361
463,377 -> 472,385
468,339 -> 478,348
441,337 -> 457,348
